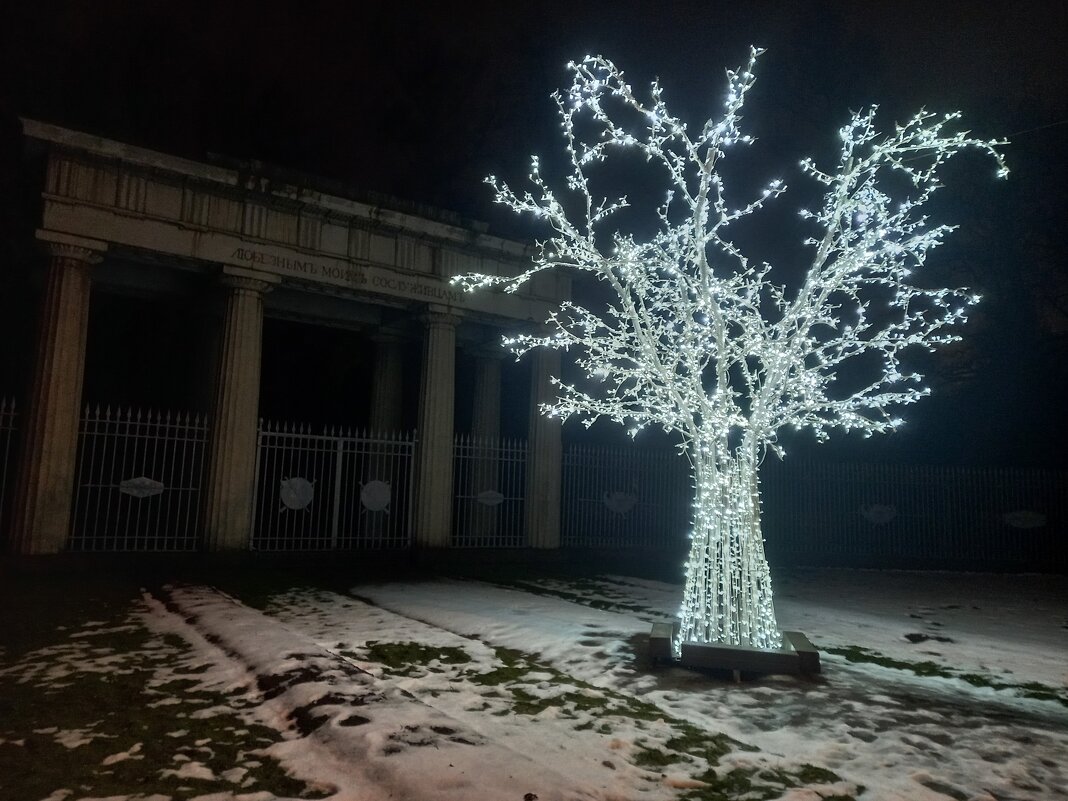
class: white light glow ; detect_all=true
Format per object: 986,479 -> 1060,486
453,47 -> 1007,652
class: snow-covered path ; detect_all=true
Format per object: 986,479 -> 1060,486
351,577 -> 1068,801
133,570 -> 1068,801
156,585 -> 635,801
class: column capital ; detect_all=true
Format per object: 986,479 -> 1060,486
219,265 -> 280,295
36,230 -> 107,265
422,307 -> 461,329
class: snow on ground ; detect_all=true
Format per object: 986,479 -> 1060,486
772,570 -> 1068,688
13,569 -> 1061,801
349,573 -> 1067,801
155,584 -> 709,801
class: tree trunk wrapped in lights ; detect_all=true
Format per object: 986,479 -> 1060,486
455,47 -> 1006,651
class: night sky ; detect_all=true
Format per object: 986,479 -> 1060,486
1,1 -> 1065,466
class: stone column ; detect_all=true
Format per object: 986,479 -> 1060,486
203,267 -> 278,551
9,232 -> 105,554
369,333 -> 405,433
413,308 -> 458,547
525,347 -> 562,548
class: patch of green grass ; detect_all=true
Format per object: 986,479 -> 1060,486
0,581 -> 328,801
827,645 -> 946,676
362,641 -> 470,676
0,575 -> 148,660
826,645 -> 1068,708
917,777 -> 968,800
465,645 -> 676,725
507,686 -> 611,717
465,647 -> 532,685
665,722 -> 758,761
680,764 -> 855,801
632,744 -> 690,769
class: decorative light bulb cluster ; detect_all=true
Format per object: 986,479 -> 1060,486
454,47 -> 1007,650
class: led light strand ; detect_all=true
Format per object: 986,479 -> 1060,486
454,47 -> 1007,650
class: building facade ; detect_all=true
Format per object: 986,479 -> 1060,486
3,120 -> 574,555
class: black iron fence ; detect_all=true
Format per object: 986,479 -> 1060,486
760,460 -> 1068,570
559,445 -> 1066,571
69,405 -> 209,551
252,422 -> 415,551
0,395 -> 1063,569
561,444 -> 691,548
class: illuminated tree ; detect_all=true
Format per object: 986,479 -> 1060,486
455,48 -> 1006,650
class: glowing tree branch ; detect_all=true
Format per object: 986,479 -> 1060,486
454,47 -> 1007,649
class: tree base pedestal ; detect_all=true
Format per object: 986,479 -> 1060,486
650,622 -> 820,677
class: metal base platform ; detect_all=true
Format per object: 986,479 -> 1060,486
650,622 -> 821,676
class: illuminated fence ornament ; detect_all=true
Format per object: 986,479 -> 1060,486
454,47 -> 1007,651
279,477 -> 315,511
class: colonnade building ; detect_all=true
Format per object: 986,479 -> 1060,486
1,120 -> 592,556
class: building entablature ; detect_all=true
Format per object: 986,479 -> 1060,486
20,119 -> 567,324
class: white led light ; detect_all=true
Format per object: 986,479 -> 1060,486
452,47 -> 1007,651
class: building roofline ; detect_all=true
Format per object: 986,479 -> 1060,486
19,117 -> 528,257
